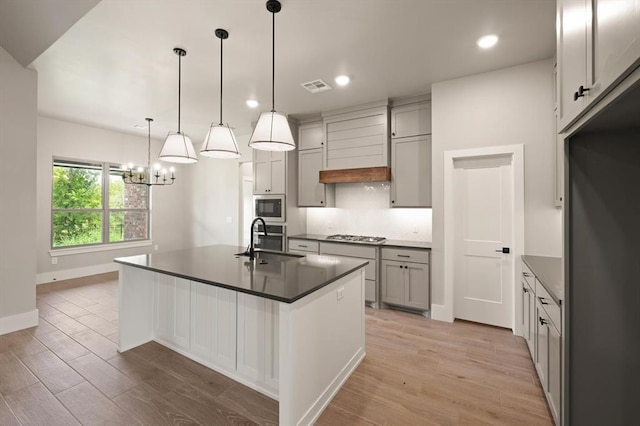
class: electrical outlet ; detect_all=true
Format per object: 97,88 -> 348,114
337,287 -> 344,300
413,224 -> 419,234
154,245 -> 159,251
226,217 -> 233,223
51,257 -> 58,265
328,221 -> 334,230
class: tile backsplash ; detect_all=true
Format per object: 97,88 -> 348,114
306,182 -> 432,241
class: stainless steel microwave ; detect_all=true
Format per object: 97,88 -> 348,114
254,194 -> 285,223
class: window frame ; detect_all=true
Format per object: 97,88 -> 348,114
51,157 -> 151,250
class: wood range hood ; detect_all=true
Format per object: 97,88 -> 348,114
319,166 -> 391,184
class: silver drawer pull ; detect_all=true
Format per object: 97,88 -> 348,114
397,255 -> 411,258
538,297 -> 548,305
298,245 -> 308,248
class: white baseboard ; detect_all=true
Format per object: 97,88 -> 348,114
37,263 -> 118,285
0,309 -> 39,335
430,303 -> 454,323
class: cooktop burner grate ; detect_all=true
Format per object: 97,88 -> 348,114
326,234 -> 387,243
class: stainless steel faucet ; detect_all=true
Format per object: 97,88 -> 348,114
246,217 -> 267,260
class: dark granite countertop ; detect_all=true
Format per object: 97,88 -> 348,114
522,255 -> 563,304
289,234 -> 432,249
115,245 -> 368,304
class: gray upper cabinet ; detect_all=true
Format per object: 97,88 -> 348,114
391,135 -> 431,207
390,102 -> 431,138
253,150 -> 286,194
298,148 -> 332,206
298,121 -> 324,150
557,0 -> 640,130
297,121 -> 334,207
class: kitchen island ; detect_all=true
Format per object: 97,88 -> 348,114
115,245 -> 368,426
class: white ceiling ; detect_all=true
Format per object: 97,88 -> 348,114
27,0 -> 555,141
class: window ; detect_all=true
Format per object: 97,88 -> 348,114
52,159 -> 149,248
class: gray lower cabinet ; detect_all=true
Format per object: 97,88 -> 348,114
381,247 -> 429,311
524,258 -> 562,425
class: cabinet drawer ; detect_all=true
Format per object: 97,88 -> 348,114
320,242 -> 376,259
321,254 -> 375,281
522,261 -> 535,289
536,280 -> 561,333
381,247 -> 429,264
365,279 -> 376,302
289,239 -> 319,253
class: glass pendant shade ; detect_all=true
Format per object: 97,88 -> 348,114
200,123 -> 241,158
159,131 -> 198,163
248,111 -> 295,151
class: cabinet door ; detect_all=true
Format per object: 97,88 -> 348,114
591,0 -> 640,101
404,262 -> 429,309
548,322 -> 562,424
522,283 -> 531,350
528,284 -> 537,361
236,293 -> 279,393
190,282 -> 237,371
535,304 -> 549,390
559,0 -> 589,128
391,136 -> 431,207
270,151 -> 286,194
299,121 -> 323,150
154,274 -> 190,350
298,148 -> 324,206
391,102 -> 431,138
381,260 -> 405,305
253,149 -> 271,194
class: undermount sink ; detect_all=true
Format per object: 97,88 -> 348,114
235,250 -> 304,262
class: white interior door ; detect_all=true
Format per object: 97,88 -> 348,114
453,154 -> 513,328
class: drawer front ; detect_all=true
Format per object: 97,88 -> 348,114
381,247 -> 429,264
536,279 -> 561,332
522,261 -> 535,288
365,279 -> 376,302
289,239 -> 319,253
322,254 -> 376,281
320,242 -> 376,259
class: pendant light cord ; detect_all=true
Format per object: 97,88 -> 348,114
178,53 -> 182,133
147,120 -> 151,171
220,35 -> 223,125
271,10 -> 275,113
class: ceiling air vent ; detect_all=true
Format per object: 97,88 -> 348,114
301,79 -> 332,93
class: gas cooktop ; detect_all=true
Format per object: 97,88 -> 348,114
326,234 -> 387,244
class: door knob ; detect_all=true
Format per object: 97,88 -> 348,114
495,247 -> 510,254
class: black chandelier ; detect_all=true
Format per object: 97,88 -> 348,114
122,118 -> 176,186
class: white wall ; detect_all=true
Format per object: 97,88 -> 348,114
0,46 -> 38,333
36,116 -> 191,281
186,135 -> 250,248
307,183 -> 432,241
431,59 -> 562,306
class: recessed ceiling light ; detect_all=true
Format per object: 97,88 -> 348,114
335,75 -> 350,86
477,34 -> 498,49
246,99 -> 259,108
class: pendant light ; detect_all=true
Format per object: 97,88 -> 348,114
201,29 -> 241,159
248,0 -> 295,152
159,47 -> 198,163
122,118 -> 176,186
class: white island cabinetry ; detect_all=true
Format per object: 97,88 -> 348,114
117,245 -> 366,426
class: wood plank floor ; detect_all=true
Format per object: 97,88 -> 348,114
0,273 -> 553,425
